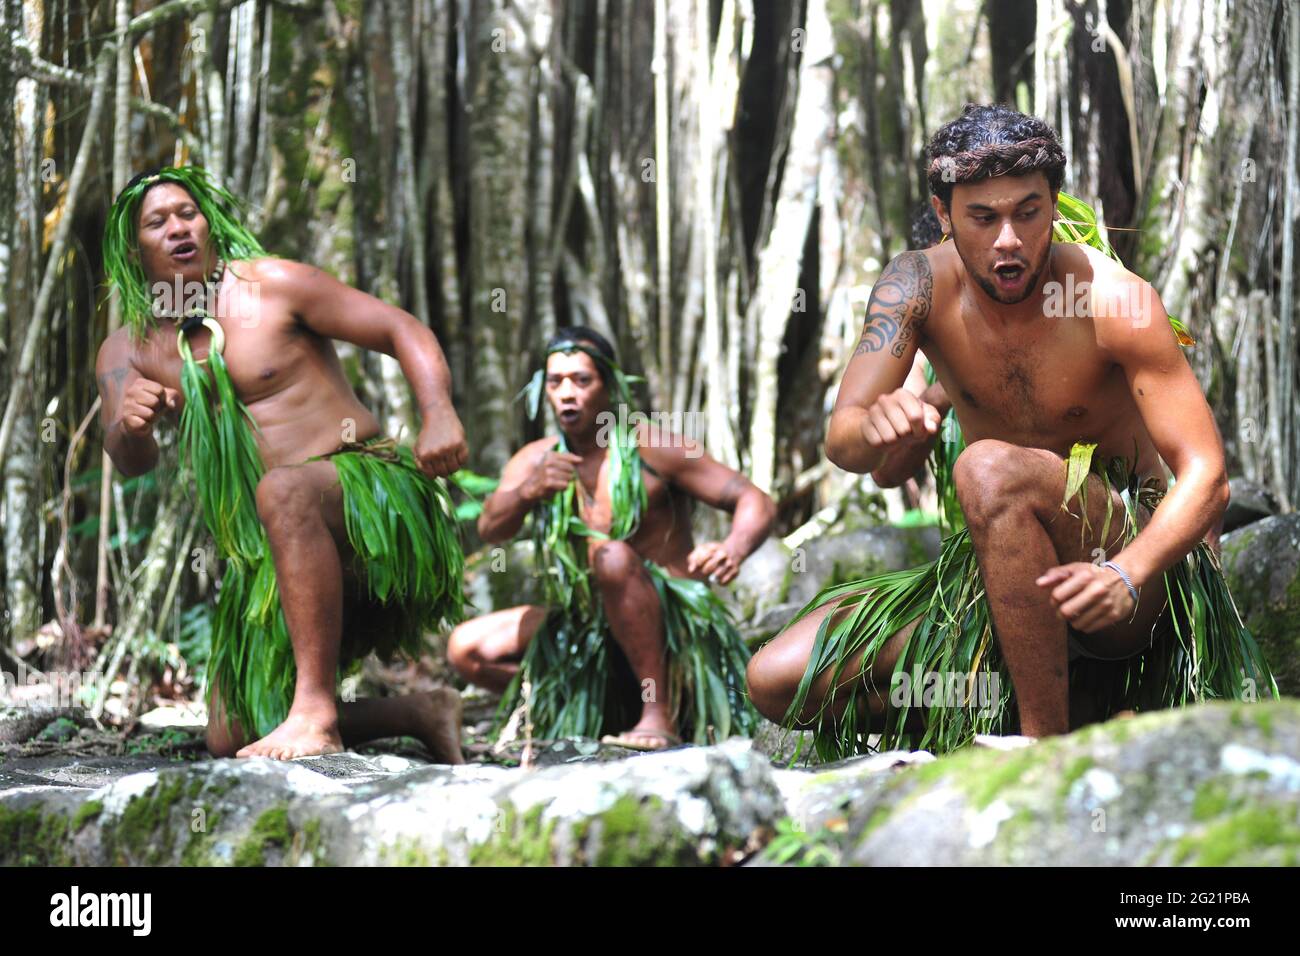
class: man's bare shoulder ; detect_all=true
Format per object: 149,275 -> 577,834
232,256 -> 309,288
96,325 -> 142,369
634,421 -> 703,472
1063,245 -> 1172,353
922,241 -> 964,286
516,435 -> 561,461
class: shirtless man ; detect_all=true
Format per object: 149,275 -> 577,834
747,104 -> 1235,738
96,169 -> 467,760
447,327 -> 775,749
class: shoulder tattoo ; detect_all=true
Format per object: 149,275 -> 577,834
856,251 -> 933,358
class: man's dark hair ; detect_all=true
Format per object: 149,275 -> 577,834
116,166 -> 203,220
925,104 -> 1066,209
908,202 -> 944,250
547,326 -> 617,383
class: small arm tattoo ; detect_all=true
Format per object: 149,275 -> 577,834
856,251 -> 933,358
717,474 -> 750,511
97,366 -> 129,403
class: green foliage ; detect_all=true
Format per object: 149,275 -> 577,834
761,817 -> 840,867
448,468 -> 501,523
180,346 -> 267,565
176,602 -> 213,685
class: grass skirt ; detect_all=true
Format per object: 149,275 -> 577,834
208,439 -> 465,738
500,560 -> 758,744
781,446 -> 1277,760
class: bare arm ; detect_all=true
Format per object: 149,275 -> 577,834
828,251 -> 940,475
96,331 -> 165,477
642,432 -> 775,583
869,355 -> 952,488
477,440 -> 578,544
256,258 -> 467,475
1103,284 -> 1229,589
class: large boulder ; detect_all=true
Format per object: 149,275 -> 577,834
1220,513 -> 1300,695
0,740 -> 782,866
6,700 -> 1296,867
1223,475 -> 1278,534
776,700 -> 1300,866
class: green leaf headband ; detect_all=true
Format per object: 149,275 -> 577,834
103,165 -> 268,341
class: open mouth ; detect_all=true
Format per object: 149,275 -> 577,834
993,262 -> 1026,287
170,241 -> 198,261
557,408 -> 580,424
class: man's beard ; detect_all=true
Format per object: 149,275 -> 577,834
953,230 -> 1052,305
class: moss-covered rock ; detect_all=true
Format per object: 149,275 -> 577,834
1221,513 -> 1300,695
780,700 -> 1300,866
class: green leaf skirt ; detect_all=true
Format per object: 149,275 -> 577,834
780,447 -> 1277,761
207,438 -> 466,739
499,560 -> 758,744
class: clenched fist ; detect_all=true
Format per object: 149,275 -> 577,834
415,415 -> 469,478
520,450 -> 582,504
861,387 -> 942,452
119,378 -> 180,437
687,541 -> 741,585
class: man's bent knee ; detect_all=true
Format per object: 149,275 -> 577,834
255,466 -> 317,527
746,641 -> 803,723
953,439 -> 1049,530
592,541 -> 642,587
446,623 -> 482,680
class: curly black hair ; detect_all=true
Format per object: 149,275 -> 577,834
925,104 -> 1066,208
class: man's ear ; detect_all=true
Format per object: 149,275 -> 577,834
930,194 -> 951,237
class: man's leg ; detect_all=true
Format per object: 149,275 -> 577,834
446,605 -> 548,693
953,439 -> 1169,738
205,678 -> 245,758
336,687 -> 466,764
590,542 -> 676,748
747,593 -> 923,727
232,460 -> 351,758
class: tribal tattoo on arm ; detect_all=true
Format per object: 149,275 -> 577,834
855,251 -> 934,358
96,366 -> 130,407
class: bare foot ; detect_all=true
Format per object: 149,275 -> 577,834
235,711 -> 343,760
601,713 -> 681,752
409,687 -> 465,765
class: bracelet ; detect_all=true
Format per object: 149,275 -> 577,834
1102,560 -> 1140,619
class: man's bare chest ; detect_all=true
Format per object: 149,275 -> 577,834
574,453 -> 674,534
925,309 -> 1124,440
136,317 -> 308,407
